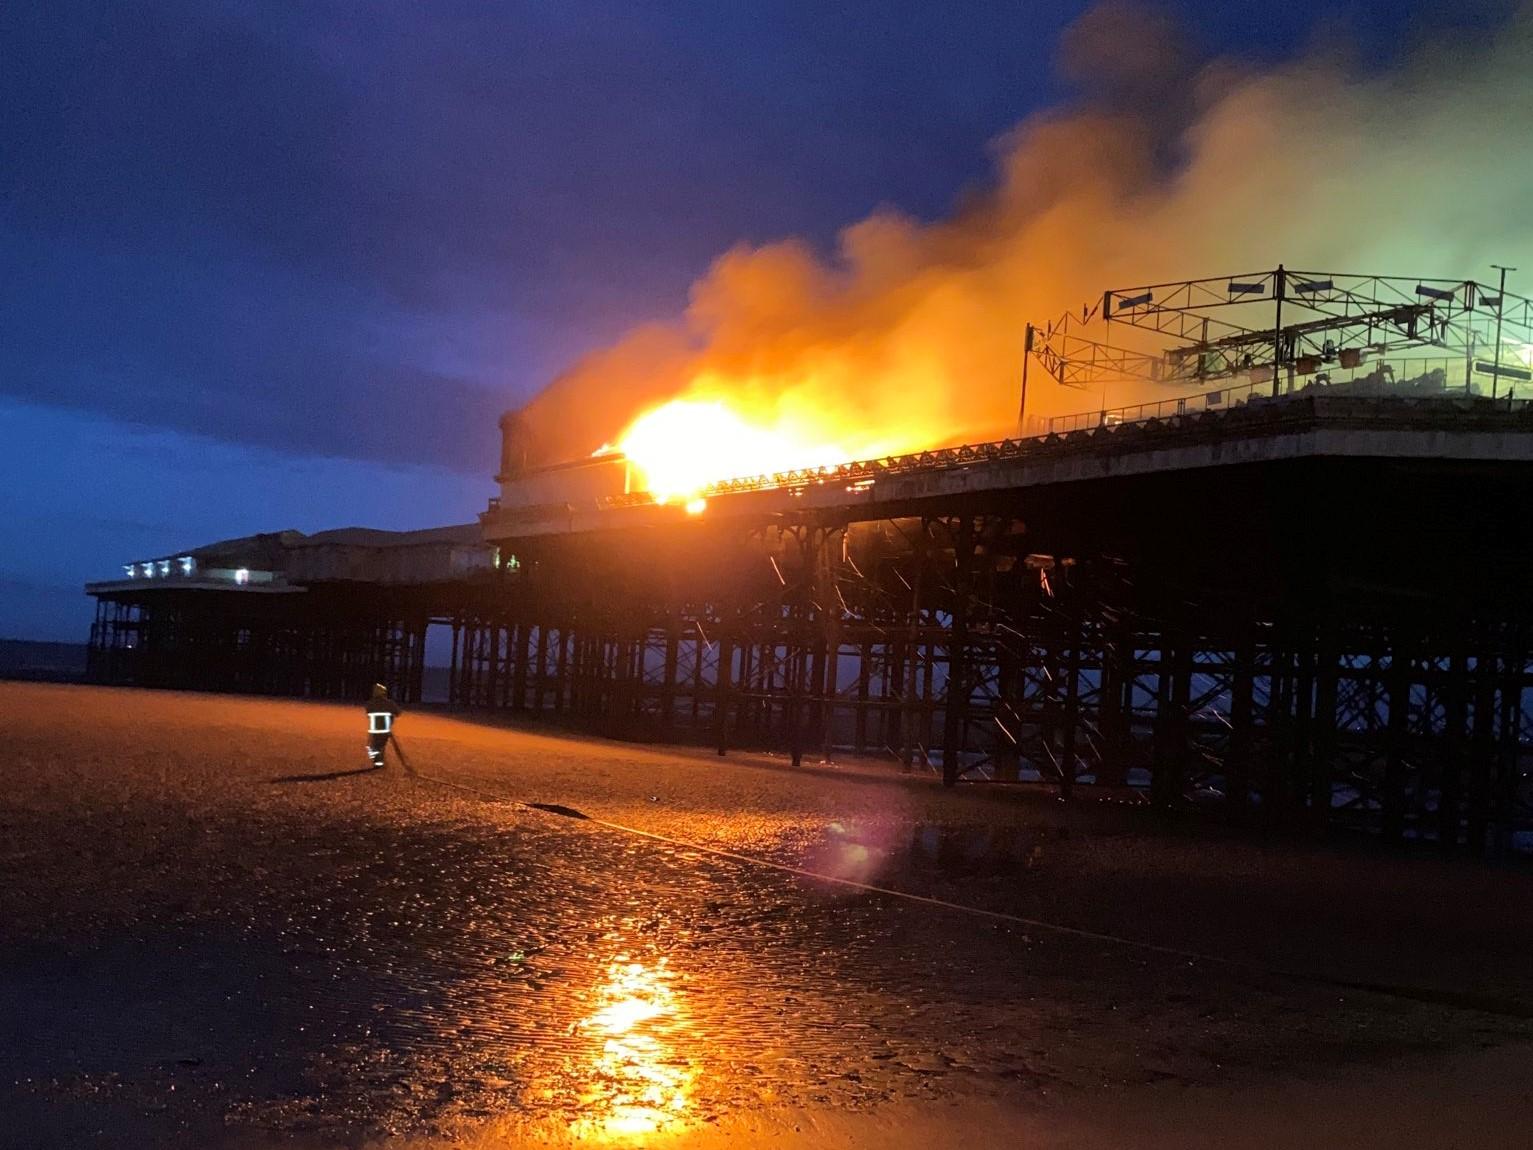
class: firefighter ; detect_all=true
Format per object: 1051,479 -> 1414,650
365,682 -> 401,768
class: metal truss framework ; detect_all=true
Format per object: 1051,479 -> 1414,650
88,587 -> 436,704
1026,266 -> 1533,403
443,503 -> 1533,857
90,513 -> 1533,856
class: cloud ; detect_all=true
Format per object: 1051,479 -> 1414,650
517,2 -> 1533,462
2,0 -> 1084,471
7,0 -> 1508,475
0,399 -> 491,639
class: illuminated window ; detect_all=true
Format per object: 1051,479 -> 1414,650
234,568 -> 250,585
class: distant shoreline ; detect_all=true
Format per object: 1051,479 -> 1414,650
0,638 -> 88,683
0,641 -> 456,697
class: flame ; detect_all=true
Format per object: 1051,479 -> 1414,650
614,398 -> 844,503
613,376 -> 916,502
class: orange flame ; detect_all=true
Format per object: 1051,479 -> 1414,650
614,374 -> 916,502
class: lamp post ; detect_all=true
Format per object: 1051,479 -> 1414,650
1272,264 -> 1286,398
1491,264 -> 1516,400
1019,324 -> 1033,436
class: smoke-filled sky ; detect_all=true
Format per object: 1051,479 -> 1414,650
2,0 -> 1525,639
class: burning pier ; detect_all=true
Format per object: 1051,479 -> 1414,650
474,392 -> 1533,853
88,266 -> 1533,852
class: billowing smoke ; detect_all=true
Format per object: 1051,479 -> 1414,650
517,1 -> 1533,467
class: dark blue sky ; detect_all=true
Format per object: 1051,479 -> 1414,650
0,0 -> 1496,639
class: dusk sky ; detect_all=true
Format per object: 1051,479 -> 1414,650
1,0 -> 1508,640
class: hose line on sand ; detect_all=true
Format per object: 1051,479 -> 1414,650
392,741 -> 1533,1021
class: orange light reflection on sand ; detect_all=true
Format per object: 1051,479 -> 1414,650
571,956 -> 693,1140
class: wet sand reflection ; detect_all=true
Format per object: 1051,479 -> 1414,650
568,955 -> 694,1138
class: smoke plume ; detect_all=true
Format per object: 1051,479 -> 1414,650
518,1 -> 1533,466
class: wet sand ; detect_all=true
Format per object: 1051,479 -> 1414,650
3,682 -> 1532,1147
